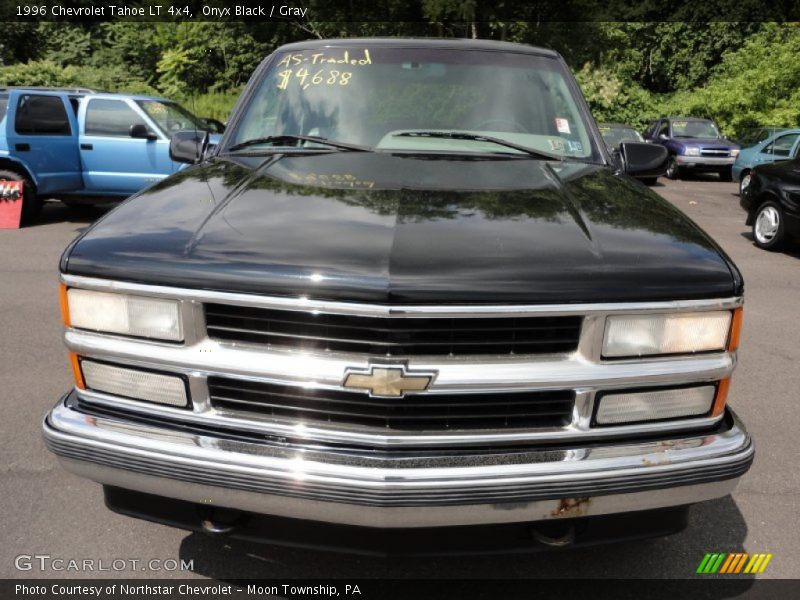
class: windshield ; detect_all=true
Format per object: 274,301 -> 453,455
136,100 -> 204,135
229,46 -> 600,160
599,125 -> 643,147
671,119 -> 720,139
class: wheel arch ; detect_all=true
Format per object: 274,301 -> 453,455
0,157 -> 39,191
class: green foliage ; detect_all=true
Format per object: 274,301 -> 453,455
660,24 -> 800,136
575,64 -> 661,130
0,60 -> 158,95
1,18 -> 799,138
0,23 -> 44,65
177,93 -> 240,122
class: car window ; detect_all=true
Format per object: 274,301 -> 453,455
14,94 -> 71,136
85,99 -> 147,137
599,126 -> 643,148
0,94 -> 8,121
136,100 -> 204,135
767,133 -> 800,157
671,119 -> 720,138
231,46 -> 601,160
658,121 -> 669,137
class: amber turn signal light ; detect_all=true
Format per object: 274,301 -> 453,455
69,352 -> 85,390
59,283 -> 71,327
711,378 -> 731,417
728,307 -> 743,351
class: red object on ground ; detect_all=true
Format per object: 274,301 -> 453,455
0,180 -> 24,229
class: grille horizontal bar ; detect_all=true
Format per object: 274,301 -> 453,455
208,377 -> 575,431
204,304 -> 582,356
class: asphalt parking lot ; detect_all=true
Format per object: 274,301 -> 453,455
1,176 -> 798,582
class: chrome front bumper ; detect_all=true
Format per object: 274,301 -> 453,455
676,156 -> 735,167
44,394 -> 753,528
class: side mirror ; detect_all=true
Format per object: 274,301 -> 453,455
129,123 -> 158,140
619,141 -> 668,177
169,130 -> 206,164
658,133 -> 669,141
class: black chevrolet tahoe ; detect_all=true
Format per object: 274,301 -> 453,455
44,39 -> 752,553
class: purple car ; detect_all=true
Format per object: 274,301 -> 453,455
643,117 -> 740,181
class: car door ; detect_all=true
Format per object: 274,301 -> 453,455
79,97 -> 173,195
5,90 -> 81,194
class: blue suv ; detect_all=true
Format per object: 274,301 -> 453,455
0,87 -> 221,223
643,117 -> 740,182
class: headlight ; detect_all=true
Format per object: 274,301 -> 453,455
80,360 -> 189,407
684,147 -> 701,156
595,385 -> 716,425
63,287 -> 183,342
730,148 -> 740,157
602,311 -> 733,358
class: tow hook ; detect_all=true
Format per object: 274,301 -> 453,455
530,522 -> 577,547
199,507 -> 245,535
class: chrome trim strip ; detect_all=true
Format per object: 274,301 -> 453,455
44,398 -> 753,526
61,274 -> 743,318
676,156 -> 735,166
65,329 -> 735,392
75,387 -> 724,447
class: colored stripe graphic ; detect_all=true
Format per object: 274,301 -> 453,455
720,554 -> 736,573
699,553 -> 773,574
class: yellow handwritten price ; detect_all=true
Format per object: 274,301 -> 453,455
277,68 -> 353,91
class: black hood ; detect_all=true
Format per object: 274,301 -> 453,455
63,152 -> 740,304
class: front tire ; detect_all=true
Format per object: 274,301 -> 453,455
0,168 -> 40,225
665,157 -> 681,180
752,200 -> 785,250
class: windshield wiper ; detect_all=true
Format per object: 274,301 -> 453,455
227,135 -> 373,153
392,130 -> 562,160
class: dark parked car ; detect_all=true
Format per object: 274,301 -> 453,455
599,123 -> 659,185
643,117 -> 740,181
740,157 -> 800,250
44,39 -> 752,554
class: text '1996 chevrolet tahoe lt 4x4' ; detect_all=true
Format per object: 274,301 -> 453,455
44,39 -> 752,553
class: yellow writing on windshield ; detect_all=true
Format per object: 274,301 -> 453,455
275,49 -> 371,91
277,49 -> 372,68
277,68 -> 352,90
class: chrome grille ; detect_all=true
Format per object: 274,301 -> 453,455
204,304 -> 582,356
700,148 -> 730,157
208,377 -> 575,431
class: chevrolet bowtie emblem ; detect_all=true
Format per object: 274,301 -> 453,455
343,365 -> 436,398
